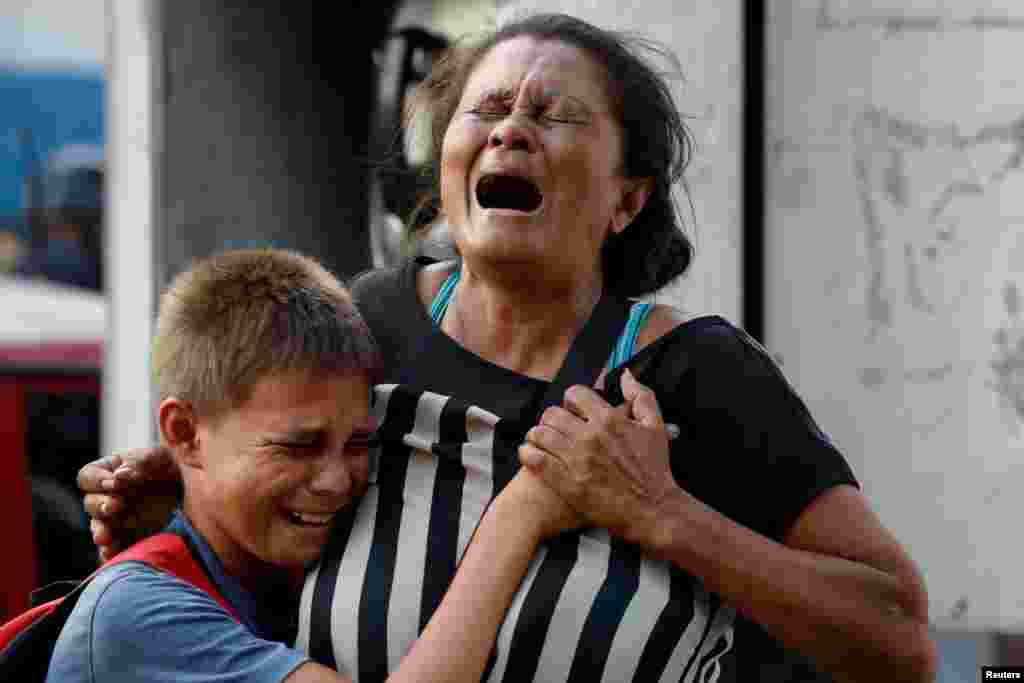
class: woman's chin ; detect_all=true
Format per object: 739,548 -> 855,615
460,238 -> 548,268
458,218 -> 550,256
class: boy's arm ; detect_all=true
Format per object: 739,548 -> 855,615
287,469 -> 576,683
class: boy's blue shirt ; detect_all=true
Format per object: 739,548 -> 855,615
45,511 -> 310,683
165,510 -> 302,643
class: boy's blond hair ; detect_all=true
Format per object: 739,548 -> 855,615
152,249 -> 379,417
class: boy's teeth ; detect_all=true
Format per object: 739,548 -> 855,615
290,511 -> 333,525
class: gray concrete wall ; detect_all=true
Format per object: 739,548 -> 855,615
764,0 -> 1024,633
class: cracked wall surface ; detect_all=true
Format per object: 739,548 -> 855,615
766,0 -> 1024,631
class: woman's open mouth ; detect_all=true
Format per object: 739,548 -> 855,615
475,174 -> 543,213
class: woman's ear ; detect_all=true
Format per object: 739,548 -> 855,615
611,177 -> 653,235
158,398 -> 202,468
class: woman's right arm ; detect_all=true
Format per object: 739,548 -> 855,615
287,467 -> 578,683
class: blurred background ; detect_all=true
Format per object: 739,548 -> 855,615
1,1 -> 1021,680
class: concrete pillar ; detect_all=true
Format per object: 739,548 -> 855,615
105,1 -> 399,451
105,0 -> 156,451
155,1 -> 398,288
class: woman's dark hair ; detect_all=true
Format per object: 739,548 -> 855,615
410,12 -> 695,297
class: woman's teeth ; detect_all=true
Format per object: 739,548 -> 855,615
288,510 -> 333,526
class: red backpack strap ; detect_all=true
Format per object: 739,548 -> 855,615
0,532 -> 240,680
105,533 -> 240,621
0,599 -> 62,651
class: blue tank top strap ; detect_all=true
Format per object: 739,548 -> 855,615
607,301 -> 654,369
431,272 -> 650,368
430,268 -> 461,326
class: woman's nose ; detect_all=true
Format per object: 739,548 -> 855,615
488,115 -> 535,153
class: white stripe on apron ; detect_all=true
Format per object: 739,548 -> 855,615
532,529 -> 612,682
599,558 -> 672,683
385,391 -> 445,671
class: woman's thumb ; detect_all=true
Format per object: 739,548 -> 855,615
621,368 -> 664,428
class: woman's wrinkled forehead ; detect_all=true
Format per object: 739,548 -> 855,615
461,36 -> 614,114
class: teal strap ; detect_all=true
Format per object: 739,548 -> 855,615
608,302 -> 653,369
432,274 -> 650,369
430,269 -> 461,325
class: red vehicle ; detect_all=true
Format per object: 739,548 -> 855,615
0,275 -> 103,621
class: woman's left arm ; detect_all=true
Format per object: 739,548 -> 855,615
520,369 -> 937,683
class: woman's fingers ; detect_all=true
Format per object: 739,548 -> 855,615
561,384 -> 615,422
90,518 -> 133,562
83,493 -> 124,519
90,518 -> 113,546
517,370 -> 679,544
77,450 -> 146,493
124,445 -> 177,480
77,454 -> 124,493
106,446 -> 175,483
517,442 -> 575,495
78,446 -> 178,496
526,422 -> 573,453
621,368 -> 665,429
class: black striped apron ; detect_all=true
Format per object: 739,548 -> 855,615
296,382 -> 736,682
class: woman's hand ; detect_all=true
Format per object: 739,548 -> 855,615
519,368 -> 682,548
77,447 -> 181,560
525,370 -> 937,682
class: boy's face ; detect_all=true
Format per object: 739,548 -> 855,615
192,370 -> 375,578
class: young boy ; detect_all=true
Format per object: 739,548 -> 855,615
46,249 -> 576,683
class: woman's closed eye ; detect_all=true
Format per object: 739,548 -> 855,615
540,113 -> 587,125
468,107 -> 586,126
468,107 -> 509,121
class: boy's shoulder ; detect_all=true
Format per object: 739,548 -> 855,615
47,562 -> 237,681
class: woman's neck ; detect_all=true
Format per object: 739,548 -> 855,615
442,262 -> 604,381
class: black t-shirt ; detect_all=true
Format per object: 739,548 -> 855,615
351,257 -> 856,541
344,257 -> 855,681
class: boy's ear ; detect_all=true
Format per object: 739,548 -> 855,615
158,398 -> 202,468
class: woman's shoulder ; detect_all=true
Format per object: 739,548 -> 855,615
634,305 -> 742,354
629,305 -> 779,384
349,258 -> 458,312
348,263 -> 404,301
635,304 -> 696,353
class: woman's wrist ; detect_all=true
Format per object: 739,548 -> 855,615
624,485 -> 696,558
